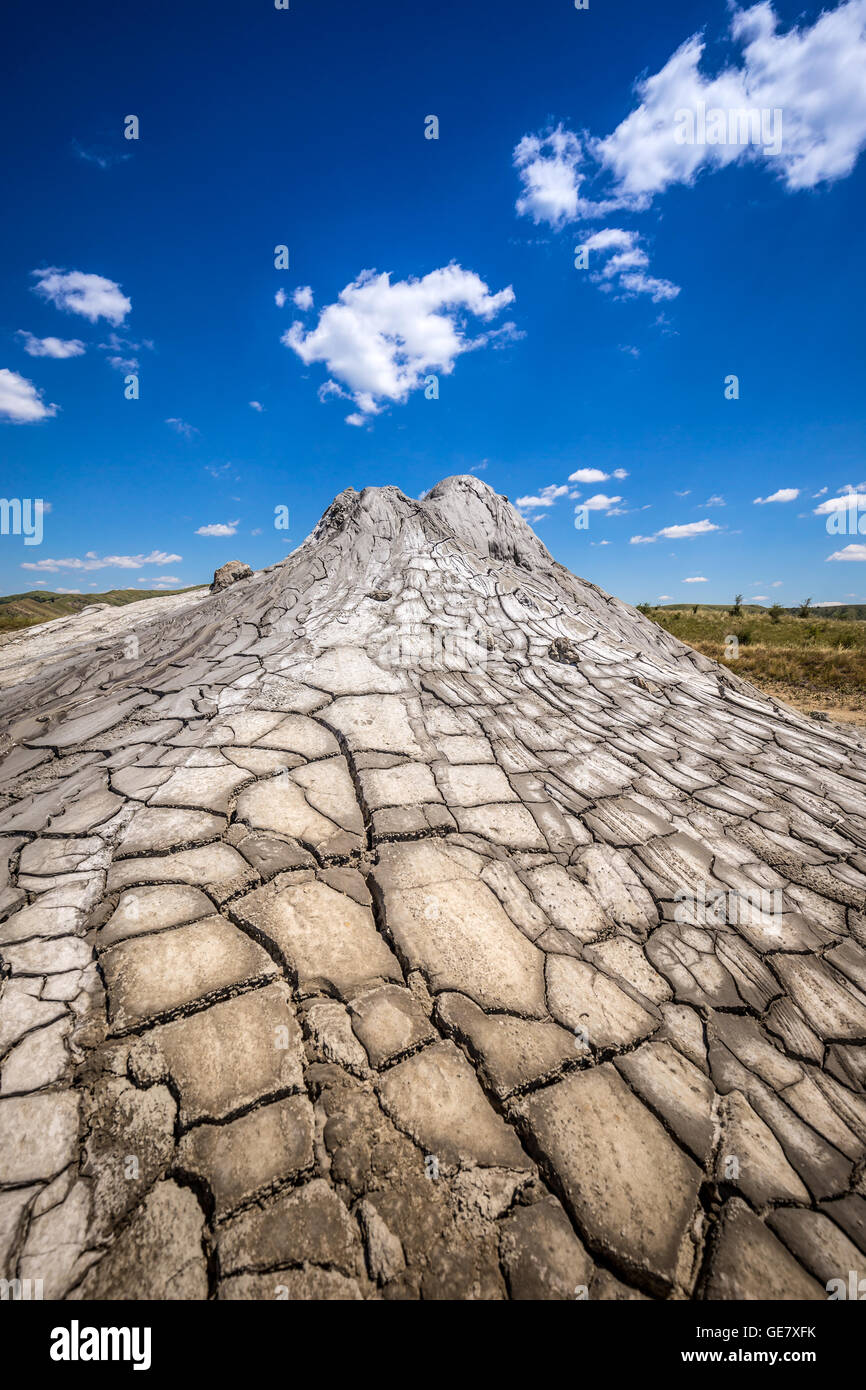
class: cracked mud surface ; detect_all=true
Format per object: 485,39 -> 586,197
1,474 -> 865,1300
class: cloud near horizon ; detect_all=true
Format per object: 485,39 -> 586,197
21,549 -> 181,572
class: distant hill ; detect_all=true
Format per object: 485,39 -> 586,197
0,586 -> 206,633
656,602 -> 866,620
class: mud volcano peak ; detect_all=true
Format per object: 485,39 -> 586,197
0,476 -> 865,1301
307,472 -> 553,573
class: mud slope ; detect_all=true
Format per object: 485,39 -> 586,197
1,475 -> 864,1301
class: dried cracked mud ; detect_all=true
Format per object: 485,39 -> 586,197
1,475 -> 865,1301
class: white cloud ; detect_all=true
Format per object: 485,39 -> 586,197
752,594 -> 769,600
827,544 -> 866,561
196,520 -> 239,537
617,270 -> 680,302
515,484 -> 570,512
814,492 -> 866,514
21,549 -> 181,572
275,288 -> 287,308
98,332 -> 148,373
631,518 -> 720,542
284,265 -> 515,421
16,332 -> 85,359
513,3 -> 866,325
582,493 -> 623,512
568,467 -> 629,484
579,228 -> 680,302
583,227 -> 635,254
55,587 -> 81,594
0,368 -> 58,423
249,400 -> 264,412
592,0 -> 866,205
661,519 -> 720,538
293,285 -> 314,310
166,418 -> 198,438
813,487 -> 828,497
32,268 -> 130,325
683,575 -> 708,583
513,126 -> 585,230
754,487 -> 799,503
704,494 -> 726,507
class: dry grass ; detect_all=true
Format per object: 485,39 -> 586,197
646,607 -> 866,724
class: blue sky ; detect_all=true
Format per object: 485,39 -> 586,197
2,0 -> 865,606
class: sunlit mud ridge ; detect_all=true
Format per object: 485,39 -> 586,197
0,474 -> 864,1301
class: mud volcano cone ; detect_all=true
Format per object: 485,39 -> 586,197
1,475 -> 864,1300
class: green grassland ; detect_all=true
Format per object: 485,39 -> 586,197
0,586 -> 205,634
642,602 -> 866,722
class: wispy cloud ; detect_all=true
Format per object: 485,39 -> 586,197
98,332 -> 150,373
166,418 -> 198,438
584,228 -> 680,301
32,268 -> 131,325
515,484 -> 570,513
21,549 -> 181,572
16,332 -> 85,359
71,139 -> 132,170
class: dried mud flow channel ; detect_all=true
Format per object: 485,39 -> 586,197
0,475 -> 864,1301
